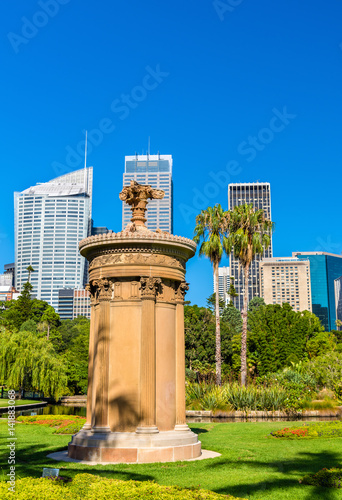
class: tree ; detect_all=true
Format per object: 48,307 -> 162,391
226,203 -> 274,386
26,265 -> 35,283
248,303 -> 325,376
206,293 -> 226,313
184,304 -> 234,375
194,205 -> 229,385
37,306 -> 60,339
228,276 -> 238,301
0,328 -> 67,400
0,281 -> 33,330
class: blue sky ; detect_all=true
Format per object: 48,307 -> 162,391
1,0 -> 342,306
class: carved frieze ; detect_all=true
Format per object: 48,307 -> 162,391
88,252 -> 186,272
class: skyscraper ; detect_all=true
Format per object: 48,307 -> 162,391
228,182 -> 272,311
14,167 -> 92,310
213,266 -> 231,305
122,154 -> 173,232
293,251 -> 342,331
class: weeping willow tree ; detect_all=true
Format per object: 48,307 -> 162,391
0,327 -> 68,400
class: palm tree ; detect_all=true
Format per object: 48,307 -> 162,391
194,204 -> 229,385
226,203 -> 274,387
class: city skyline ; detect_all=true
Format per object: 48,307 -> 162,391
1,1 -> 342,307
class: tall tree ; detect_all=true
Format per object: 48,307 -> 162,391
26,265 -> 35,283
226,203 -> 273,386
194,204 -> 229,385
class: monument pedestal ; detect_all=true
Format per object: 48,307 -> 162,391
68,428 -> 201,463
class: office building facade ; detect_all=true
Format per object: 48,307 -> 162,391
14,167 -> 92,311
228,182 -> 272,311
58,288 -> 91,320
213,266 -> 231,305
293,252 -> 342,331
260,257 -> 311,312
122,154 -> 173,232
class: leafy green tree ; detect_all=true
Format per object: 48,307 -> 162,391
228,276 -> 238,301
184,304 -> 233,372
248,303 -> 325,376
0,328 -> 67,400
194,204 -> 229,385
226,203 -> 274,386
248,296 -> 266,311
1,281 -> 33,330
19,319 -> 37,334
37,306 -> 60,339
206,293 -> 226,313
306,331 -> 336,359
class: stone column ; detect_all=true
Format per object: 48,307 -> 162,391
83,283 -> 96,431
174,281 -> 190,431
92,278 -> 113,433
136,276 -> 161,434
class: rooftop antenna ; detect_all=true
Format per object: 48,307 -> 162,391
148,136 -> 150,158
84,130 -> 88,194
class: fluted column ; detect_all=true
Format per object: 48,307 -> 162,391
83,284 -> 95,430
136,277 -> 161,434
174,281 -> 190,431
91,278 -> 113,433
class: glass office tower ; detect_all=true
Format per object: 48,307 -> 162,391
228,182 -> 272,311
293,252 -> 342,331
14,167 -> 92,310
335,276 -> 342,330
122,154 -> 173,232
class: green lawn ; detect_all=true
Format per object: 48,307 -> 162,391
1,420 -> 342,499
0,399 -> 43,408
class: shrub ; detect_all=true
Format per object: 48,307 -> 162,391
0,473 -> 246,499
16,415 -> 86,434
271,421 -> 342,439
301,467 -> 342,488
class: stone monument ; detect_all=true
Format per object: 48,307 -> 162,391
68,180 -> 200,462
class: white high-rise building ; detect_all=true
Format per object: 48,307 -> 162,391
260,257 -> 312,312
122,154 -> 173,232
213,266 -> 231,305
14,167 -> 92,310
228,182 -> 272,311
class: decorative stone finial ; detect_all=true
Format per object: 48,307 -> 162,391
119,180 -> 164,227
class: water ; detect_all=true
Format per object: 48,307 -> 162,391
3,404 -> 340,422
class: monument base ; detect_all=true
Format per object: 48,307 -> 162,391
68,428 -> 201,463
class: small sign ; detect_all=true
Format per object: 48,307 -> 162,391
42,468 -> 59,478
31,412 -> 37,416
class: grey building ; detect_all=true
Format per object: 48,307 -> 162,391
122,154 -> 173,232
228,182 -> 272,311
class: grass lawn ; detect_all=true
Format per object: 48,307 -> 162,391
0,399 -> 43,408
1,420 -> 342,499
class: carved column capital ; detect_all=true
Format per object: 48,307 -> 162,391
89,278 -> 114,302
140,277 -> 162,300
174,281 -> 189,303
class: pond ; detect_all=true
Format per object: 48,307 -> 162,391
4,404 -> 341,423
